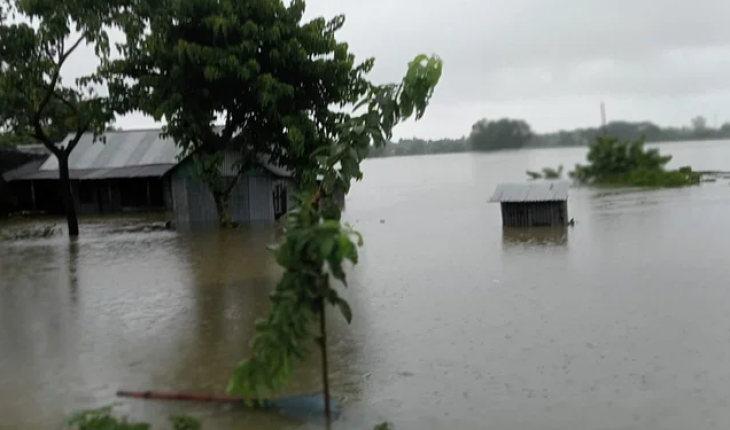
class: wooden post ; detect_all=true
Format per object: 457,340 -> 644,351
30,180 -> 36,211
108,182 -> 113,210
146,181 -> 151,207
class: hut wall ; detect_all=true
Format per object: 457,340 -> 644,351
500,201 -> 567,227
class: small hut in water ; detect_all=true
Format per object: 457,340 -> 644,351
489,182 -> 569,227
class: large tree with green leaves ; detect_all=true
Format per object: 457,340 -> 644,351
0,0 -> 124,236
105,0 -> 374,226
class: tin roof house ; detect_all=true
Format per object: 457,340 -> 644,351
2,129 -> 295,226
489,182 -> 570,227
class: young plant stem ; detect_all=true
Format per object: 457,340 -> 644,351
319,299 -> 331,425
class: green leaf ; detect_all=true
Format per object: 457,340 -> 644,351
335,297 -> 352,323
320,237 -> 335,258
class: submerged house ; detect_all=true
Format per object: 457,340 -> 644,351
3,130 -> 177,216
169,151 -> 294,226
2,129 -> 298,226
489,182 -> 569,227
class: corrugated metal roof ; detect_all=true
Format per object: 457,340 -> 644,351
490,181 -> 569,203
9,128 -> 293,181
2,159 -> 46,181
14,144 -> 51,156
6,164 -> 175,181
259,154 -> 292,178
39,129 -> 182,172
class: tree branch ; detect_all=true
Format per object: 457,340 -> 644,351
30,35 -> 87,155
36,35 -> 85,120
65,117 -> 94,156
50,92 -> 79,114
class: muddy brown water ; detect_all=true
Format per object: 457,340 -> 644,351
1,140 -> 729,430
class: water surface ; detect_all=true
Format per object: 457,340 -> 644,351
1,140 -> 729,430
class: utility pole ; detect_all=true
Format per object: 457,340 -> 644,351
600,101 -> 607,131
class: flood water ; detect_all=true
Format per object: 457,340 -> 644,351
1,140 -> 730,430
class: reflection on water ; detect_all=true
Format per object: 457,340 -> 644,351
2,140 -> 730,430
502,227 -> 569,248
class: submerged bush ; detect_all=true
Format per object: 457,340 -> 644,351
526,165 -> 564,180
65,406 -> 392,429
0,224 -> 58,241
570,136 -> 700,187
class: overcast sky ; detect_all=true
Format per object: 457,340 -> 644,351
102,0 -> 730,139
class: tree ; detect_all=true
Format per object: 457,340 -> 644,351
0,0 -> 122,236
105,0 -> 374,226
691,115 -> 707,132
469,118 -> 533,151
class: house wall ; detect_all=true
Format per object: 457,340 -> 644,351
0,149 -> 47,216
171,173 -> 291,227
69,178 -> 166,216
170,155 -> 294,227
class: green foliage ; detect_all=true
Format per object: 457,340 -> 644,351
65,406 -> 150,430
526,165 -> 563,180
0,0 -> 119,149
0,131 -> 30,146
169,415 -> 202,430
227,53 -> 442,398
65,407 -> 390,430
65,407 -> 201,430
227,195 -> 363,398
570,136 -> 700,187
469,118 -> 532,151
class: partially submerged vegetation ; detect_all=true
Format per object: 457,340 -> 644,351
569,136 -> 700,187
526,165 -> 564,180
0,224 -> 57,241
64,405 -> 393,429
64,406 -> 200,430
527,136 -> 701,187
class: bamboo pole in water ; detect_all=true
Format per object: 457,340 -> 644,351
116,390 -> 243,403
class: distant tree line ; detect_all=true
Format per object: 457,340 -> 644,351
368,115 -> 730,158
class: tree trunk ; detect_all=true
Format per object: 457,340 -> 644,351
58,153 -> 80,236
213,192 -> 233,228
